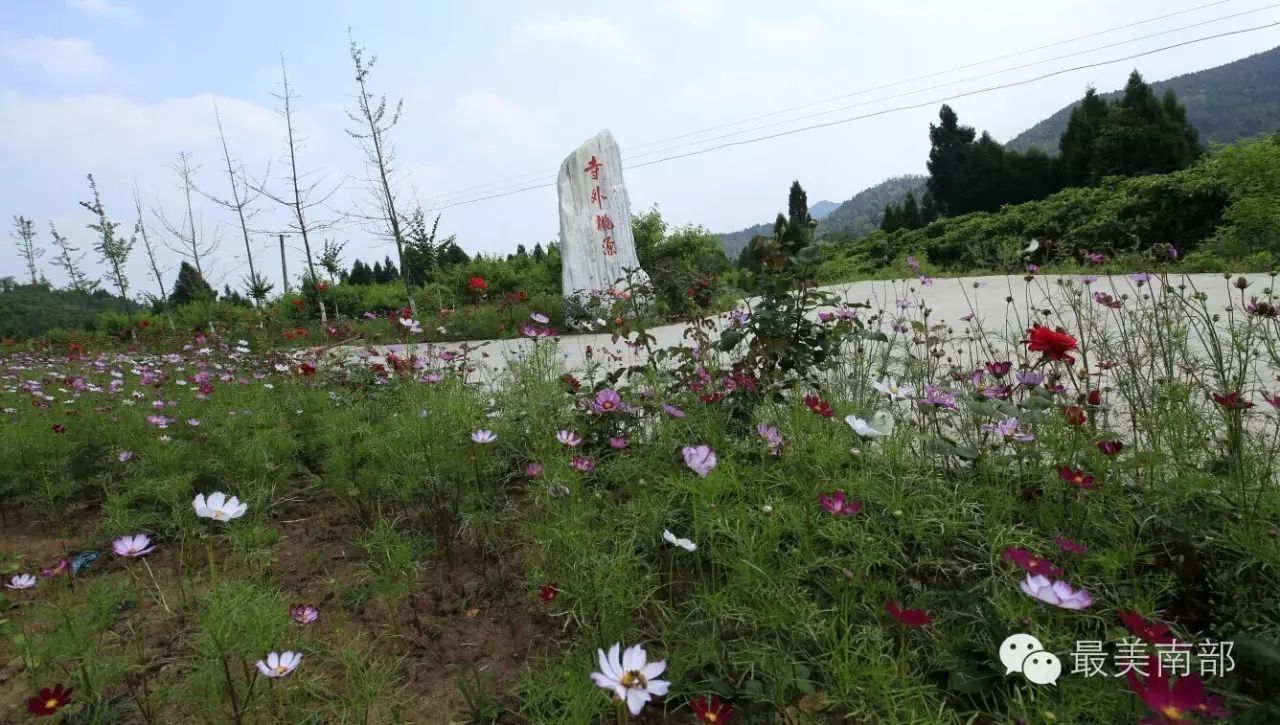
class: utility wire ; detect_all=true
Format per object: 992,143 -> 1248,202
621,4 -> 1280,165
422,0 -> 1242,205
426,21 -> 1279,212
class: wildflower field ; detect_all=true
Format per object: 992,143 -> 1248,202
2,270 -> 1279,723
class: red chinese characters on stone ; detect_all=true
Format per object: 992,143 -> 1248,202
595,214 -> 614,231
583,155 -> 602,180
590,185 -> 606,209
601,236 -> 617,256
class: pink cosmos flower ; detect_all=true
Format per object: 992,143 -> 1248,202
819,491 -> 863,517
112,533 -> 156,558
609,437 -> 628,450
1019,574 -> 1093,609
470,429 -> 497,444
117,450 -> 133,463
756,423 -> 783,455
289,603 -> 319,624
592,388 -> 622,413
570,456 -> 595,472
682,445 -> 717,477
663,403 -> 686,418
557,430 -> 582,447
525,462 -> 544,477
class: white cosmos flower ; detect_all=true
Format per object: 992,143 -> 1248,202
662,529 -> 697,552
6,573 -> 37,589
871,379 -> 915,400
590,643 -> 670,717
255,651 -> 302,677
846,413 -> 894,439
193,492 -> 248,521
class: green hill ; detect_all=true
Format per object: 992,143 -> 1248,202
717,176 -> 924,256
1007,45 -> 1280,154
816,134 -> 1280,280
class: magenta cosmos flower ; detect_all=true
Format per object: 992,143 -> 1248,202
570,456 -> 595,472
112,533 -> 156,558
1019,574 -> 1094,610
819,491 -> 863,516
1003,547 -> 1061,577
556,430 -> 582,447
682,445 -> 717,477
525,462 -> 544,477
609,436 -> 628,450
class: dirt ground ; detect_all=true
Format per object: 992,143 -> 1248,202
0,502 -> 558,724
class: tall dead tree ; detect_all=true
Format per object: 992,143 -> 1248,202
48,221 -> 97,294
251,56 -> 341,322
154,151 -> 219,281
201,104 -> 272,306
10,215 -> 44,285
133,186 -> 168,304
346,34 -> 415,315
80,173 -> 133,301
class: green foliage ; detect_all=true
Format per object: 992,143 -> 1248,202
827,135 -> 1279,274
0,279 -> 138,339
633,207 -> 730,314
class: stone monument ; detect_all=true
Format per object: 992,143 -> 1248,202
557,130 -> 648,327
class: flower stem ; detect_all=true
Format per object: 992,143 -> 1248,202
220,656 -> 243,725
206,537 -> 218,591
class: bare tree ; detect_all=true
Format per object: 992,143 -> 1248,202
133,184 -> 173,316
250,56 -> 343,322
48,221 -> 97,294
80,173 -> 133,301
154,151 -> 219,279
346,33 -> 415,315
10,215 -> 44,284
199,104 -> 274,307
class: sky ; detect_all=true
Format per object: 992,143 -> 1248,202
2,0 -> 1278,296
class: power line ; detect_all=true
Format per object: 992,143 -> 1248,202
427,21 -> 1279,212
625,22 -> 1280,170
422,0 -> 1241,206
431,8 -> 1277,206
620,4 -> 1280,165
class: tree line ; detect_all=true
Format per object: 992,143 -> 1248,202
880,71 -> 1202,232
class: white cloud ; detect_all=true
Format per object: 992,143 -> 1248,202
747,18 -> 824,56
0,35 -> 113,81
661,0 -> 722,25
449,90 -> 553,163
518,17 -> 649,66
0,90 -> 278,170
67,0 -> 134,17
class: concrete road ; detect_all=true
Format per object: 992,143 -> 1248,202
329,272 -> 1273,382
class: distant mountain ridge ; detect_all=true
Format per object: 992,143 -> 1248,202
1006,45 -> 1280,154
717,200 -> 837,258
716,46 -> 1280,255
716,178 -> 924,257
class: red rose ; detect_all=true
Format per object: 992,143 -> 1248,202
1026,326 -> 1078,363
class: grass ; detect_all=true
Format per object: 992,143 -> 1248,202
1,269 -> 1278,723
